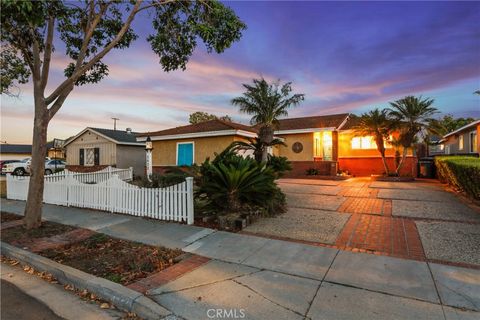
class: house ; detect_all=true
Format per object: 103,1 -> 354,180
273,113 -> 416,177
64,127 -> 145,175
46,138 -> 69,159
442,120 -> 479,156
138,114 -> 417,177
136,119 -> 257,173
0,144 -> 32,161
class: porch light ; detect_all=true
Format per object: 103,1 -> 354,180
145,135 -> 153,151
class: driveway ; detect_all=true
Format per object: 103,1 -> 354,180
244,177 -> 480,267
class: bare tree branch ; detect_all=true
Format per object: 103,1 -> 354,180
45,0 -> 143,105
40,16 -> 55,91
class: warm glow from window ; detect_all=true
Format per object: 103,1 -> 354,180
459,135 -> 464,150
351,136 -> 377,149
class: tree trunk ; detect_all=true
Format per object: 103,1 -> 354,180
395,147 -> 409,176
23,98 -> 49,229
375,135 -> 389,175
259,126 -> 274,163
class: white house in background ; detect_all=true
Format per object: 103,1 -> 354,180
64,127 -> 145,176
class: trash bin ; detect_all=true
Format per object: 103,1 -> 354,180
418,158 -> 435,178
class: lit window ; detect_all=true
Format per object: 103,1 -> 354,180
459,135 -> 464,150
351,136 -> 377,149
471,132 -> 477,152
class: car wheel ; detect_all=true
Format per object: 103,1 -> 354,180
45,169 -> 53,175
14,168 -> 25,176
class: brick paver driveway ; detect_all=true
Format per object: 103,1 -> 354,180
244,177 -> 480,268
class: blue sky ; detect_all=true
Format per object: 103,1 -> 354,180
1,1 -> 479,143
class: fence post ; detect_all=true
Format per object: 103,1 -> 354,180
129,167 -> 133,180
186,177 -> 194,225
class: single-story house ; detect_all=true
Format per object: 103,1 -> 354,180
442,120 -> 479,155
0,144 -> 32,161
136,119 -> 257,172
64,127 -> 145,176
138,114 -> 416,177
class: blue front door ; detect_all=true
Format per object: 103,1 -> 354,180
177,143 -> 194,166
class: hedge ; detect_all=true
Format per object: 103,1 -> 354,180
435,156 -> 480,199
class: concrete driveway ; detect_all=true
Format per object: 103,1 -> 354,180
244,177 -> 480,267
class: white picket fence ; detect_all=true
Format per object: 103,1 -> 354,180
45,166 -> 133,184
6,171 -> 194,225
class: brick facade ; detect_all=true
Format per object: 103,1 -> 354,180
284,160 -> 338,178
338,157 -> 417,177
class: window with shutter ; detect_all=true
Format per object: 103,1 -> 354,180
79,149 -> 84,165
94,148 -> 100,165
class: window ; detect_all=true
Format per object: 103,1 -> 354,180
85,148 -> 95,166
177,142 -> 194,166
471,131 -> 478,153
459,135 -> 464,150
351,136 -> 376,149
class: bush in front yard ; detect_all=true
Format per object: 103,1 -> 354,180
197,150 -> 286,216
435,156 -> 480,199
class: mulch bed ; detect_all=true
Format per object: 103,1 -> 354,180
1,219 -> 183,286
40,233 -> 182,285
1,212 -> 22,223
1,220 -> 76,243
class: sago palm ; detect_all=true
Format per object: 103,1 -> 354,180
230,137 -> 286,162
353,109 -> 393,175
388,96 -> 438,175
231,78 -> 305,162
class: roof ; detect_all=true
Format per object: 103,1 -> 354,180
0,144 -> 32,154
137,119 -> 257,139
443,119 -> 480,139
274,113 -> 350,133
337,114 -> 361,131
64,127 -> 144,147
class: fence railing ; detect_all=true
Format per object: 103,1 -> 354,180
6,173 -> 194,225
45,166 -> 133,184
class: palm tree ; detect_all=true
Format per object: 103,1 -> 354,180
353,109 -> 393,175
475,90 -> 480,95
231,78 -> 305,162
388,96 -> 438,175
231,137 -> 286,162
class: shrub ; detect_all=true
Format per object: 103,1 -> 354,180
306,168 -> 319,176
435,156 -> 480,199
267,155 -> 292,178
197,152 -> 286,216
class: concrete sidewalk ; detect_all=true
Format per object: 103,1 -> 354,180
2,198 -> 479,320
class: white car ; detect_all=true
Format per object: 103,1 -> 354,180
41,159 -> 66,175
2,157 -> 51,176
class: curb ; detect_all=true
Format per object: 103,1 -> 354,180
1,241 -> 172,320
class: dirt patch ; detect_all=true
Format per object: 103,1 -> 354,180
40,233 -> 183,285
1,212 -> 22,223
1,220 -> 76,243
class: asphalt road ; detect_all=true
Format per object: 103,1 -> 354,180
1,279 -> 64,320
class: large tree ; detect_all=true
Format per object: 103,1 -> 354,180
388,96 -> 438,175
231,78 -> 304,162
189,111 -> 231,124
1,0 -> 246,229
353,109 -> 393,175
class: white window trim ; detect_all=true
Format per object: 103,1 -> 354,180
176,141 -> 195,166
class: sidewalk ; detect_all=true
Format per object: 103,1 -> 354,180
1,198 -> 479,320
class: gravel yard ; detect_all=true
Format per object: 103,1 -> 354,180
392,200 -> 480,222
244,208 -> 350,244
416,221 -> 480,265
286,193 -> 345,211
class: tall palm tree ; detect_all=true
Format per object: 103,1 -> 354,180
388,96 -> 438,175
231,78 -> 305,162
353,109 -> 393,175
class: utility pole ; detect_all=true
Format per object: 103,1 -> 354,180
111,117 -> 119,131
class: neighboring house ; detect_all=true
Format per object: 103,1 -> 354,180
64,127 -> 145,176
442,120 -> 480,155
427,135 -> 445,156
139,114 -> 417,177
136,119 -> 257,172
0,144 -> 32,161
46,138 -> 69,159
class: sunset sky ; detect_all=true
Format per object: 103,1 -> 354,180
1,1 -> 479,144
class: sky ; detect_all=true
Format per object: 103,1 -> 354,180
1,1 -> 479,144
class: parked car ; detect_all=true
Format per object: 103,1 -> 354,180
40,159 -> 66,175
2,157 -> 51,176
0,160 -> 20,175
